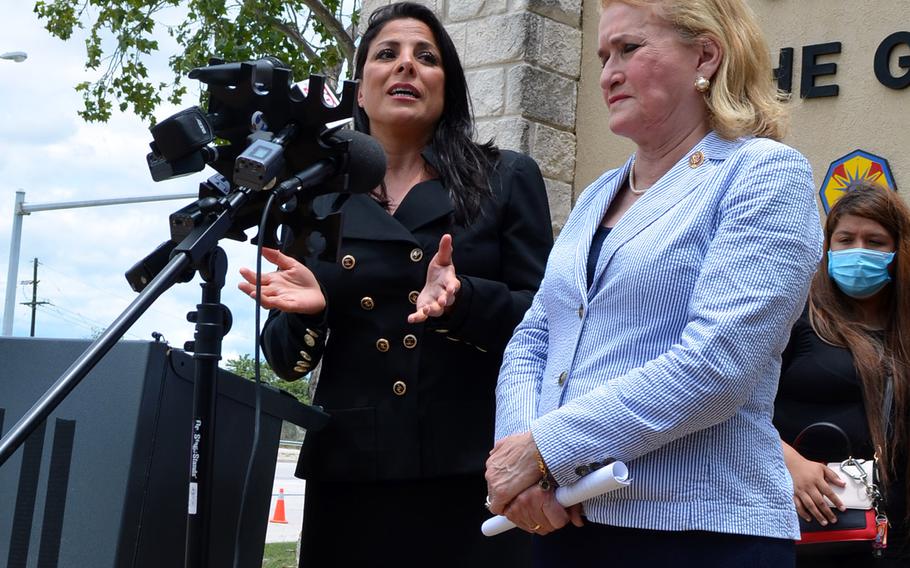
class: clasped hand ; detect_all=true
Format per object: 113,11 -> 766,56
485,431 -> 583,534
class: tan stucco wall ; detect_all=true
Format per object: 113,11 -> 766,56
576,0 -> 910,211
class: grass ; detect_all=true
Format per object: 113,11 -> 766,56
262,542 -> 297,568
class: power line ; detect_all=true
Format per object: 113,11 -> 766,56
36,303 -> 144,340
38,260 -> 192,324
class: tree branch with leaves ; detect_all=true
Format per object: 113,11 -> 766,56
34,0 -> 360,123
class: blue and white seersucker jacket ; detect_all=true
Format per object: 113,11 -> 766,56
495,132 -> 822,540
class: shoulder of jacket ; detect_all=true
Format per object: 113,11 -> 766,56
494,149 -> 539,174
732,136 -> 803,162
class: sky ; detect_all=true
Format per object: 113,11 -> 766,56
0,3 -> 320,363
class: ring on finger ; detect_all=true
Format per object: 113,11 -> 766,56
484,495 -> 492,509
531,523 -> 541,531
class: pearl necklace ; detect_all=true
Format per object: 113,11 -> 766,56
628,162 -> 648,195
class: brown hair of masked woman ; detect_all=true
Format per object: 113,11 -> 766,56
352,2 -> 498,225
809,179 -> 910,511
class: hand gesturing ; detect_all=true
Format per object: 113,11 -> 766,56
238,248 -> 326,314
408,234 -> 460,323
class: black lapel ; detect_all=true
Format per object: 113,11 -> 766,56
339,193 -> 419,243
323,146 -> 455,241
394,179 -> 454,233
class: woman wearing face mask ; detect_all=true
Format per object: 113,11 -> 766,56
774,180 -> 910,565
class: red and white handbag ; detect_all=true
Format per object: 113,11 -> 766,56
793,422 -> 889,558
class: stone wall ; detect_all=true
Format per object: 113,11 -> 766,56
360,0 -> 583,231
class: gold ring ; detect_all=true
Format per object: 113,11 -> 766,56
531,523 -> 541,531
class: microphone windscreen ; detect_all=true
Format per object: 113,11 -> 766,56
332,129 -> 387,194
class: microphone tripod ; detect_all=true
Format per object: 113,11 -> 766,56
0,184 -> 330,568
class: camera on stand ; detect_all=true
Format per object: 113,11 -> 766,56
128,57 -> 385,293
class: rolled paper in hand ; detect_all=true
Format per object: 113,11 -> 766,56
481,460 -> 631,536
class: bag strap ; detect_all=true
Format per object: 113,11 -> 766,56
793,421 -> 853,458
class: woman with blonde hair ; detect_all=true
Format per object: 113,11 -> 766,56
485,0 -> 821,564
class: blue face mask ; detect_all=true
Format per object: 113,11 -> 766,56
827,248 -> 896,299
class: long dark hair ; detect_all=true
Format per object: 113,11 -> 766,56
809,180 -> 910,513
353,2 -> 498,224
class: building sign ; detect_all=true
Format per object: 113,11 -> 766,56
774,31 -> 910,98
819,149 -> 897,213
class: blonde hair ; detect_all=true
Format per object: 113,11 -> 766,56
601,0 -> 788,140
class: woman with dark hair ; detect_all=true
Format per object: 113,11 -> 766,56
775,180 -> 910,565
238,2 -> 550,565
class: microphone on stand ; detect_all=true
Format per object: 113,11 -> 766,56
276,129 -> 387,198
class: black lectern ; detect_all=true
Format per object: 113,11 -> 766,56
0,337 -> 315,568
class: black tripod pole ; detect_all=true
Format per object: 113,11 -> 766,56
184,247 -> 231,568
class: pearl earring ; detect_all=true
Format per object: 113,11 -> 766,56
695,76 -> 710,93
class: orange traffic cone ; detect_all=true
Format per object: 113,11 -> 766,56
270,488 -> 288,524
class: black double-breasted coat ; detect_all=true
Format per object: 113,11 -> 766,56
262,149 -> 553,483
262,148 -> 551,565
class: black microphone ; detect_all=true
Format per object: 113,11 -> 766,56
276,129 -> 386,197
188,57 -> 287,87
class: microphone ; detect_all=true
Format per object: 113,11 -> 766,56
188,57 -> 287,87
276,129 -> 386,197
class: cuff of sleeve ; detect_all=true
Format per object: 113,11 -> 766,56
284,308 -> 328,335
531,411 -> 616,487
530,414 -> 573,487
283,309 -> 328,378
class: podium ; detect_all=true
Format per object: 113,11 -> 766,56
0,337 -> 322,568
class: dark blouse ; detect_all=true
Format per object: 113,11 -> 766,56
587,226 -> 612,289
774,313 -> 872,460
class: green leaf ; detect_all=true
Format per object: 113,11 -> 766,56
33,0 -> 360,123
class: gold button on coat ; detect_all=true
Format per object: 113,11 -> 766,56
360,297 -> 375,310
303,334 -> 315,348
392,380 -> 407,396
557,371 -> 568,386
298,350 -> 312,362
341,254 -> 356,269
376,338 -> 390,352
403,334 -> 417,349
409,248 -> 423,262
408,290 -> 419,304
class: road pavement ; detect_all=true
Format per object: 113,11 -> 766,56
265,456 -> 306,544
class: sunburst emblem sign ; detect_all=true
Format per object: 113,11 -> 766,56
819,149 -> 897,213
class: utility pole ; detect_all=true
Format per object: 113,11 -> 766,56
3,190 -> 196,335
19,258 -> 49,337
